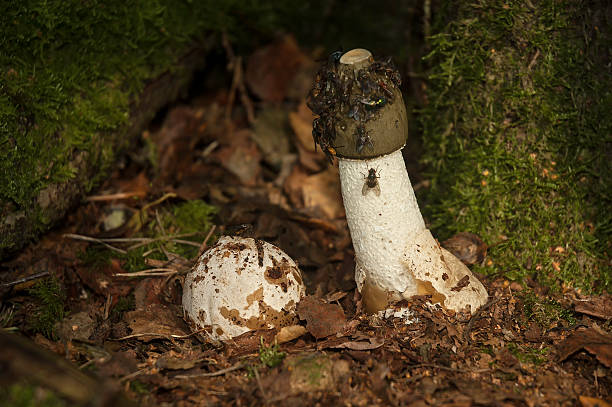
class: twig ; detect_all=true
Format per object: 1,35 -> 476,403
119,368 -> 149,383
140,192 -> 176,212
171,239 -> 202,248
115,268 -> 178,277
1,271 -> 50,288
527,49 -> 541,71
198,225 -> 217,257
103,292 -> 112,320
174,362 -> 245,379
62,234 -> 127,254
86,192 -> 144,202
221,33 -> 255,124
126,232 -> 199,250
253,365 -> 268,402
411,363 -> 491,374
115,328 -> 210,341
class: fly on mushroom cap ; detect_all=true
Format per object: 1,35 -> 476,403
307,49 -> 408,159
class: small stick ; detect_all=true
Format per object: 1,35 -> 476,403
103,293 -> 112,320
527,49 -> 541,71
411,363 -> 491,374
62,234 -> 127,254
174,362 -> 245,379
1,271 -> 50,288
171,239 -> 202,248
115,328 -> 209,341
222,33 -> 255,124
253,365 -> 268,401
115,268 -> 177,277
86,192 -> 144,202
198,225 -> 217,257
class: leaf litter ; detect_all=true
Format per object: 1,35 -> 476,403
1,36 -> 610,406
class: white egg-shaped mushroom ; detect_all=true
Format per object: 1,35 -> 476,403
182,236 -> 306,341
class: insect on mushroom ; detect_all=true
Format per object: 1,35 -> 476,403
355,124 -> 374,153
362,167 -> 381,196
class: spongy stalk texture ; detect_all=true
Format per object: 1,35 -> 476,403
339,150 -> 425,295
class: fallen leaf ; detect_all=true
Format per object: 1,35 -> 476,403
275,325 -> 307,344
252,108 -> 291,168
156,352 -> 205,371
246,35 -> 306,102
441,232 -> 488,265
55,311 -> 96,343
125,304 -> 188,341
300,167 -> 344,219
289,102 -> 316,153
573,295 -> 612,320
557,327 -> 612,368
332,337 -> 385,351
214,129 -> 261,185
284,165 -> 308,209
97,349 -> 138,378
297,296 -> 346,339
579,396 -> 612,407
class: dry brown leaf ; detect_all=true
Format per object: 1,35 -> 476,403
301,167 -> 344,219
214,129 -> 261,185
284,165 -> 308,209
574,295 -> 612,320
297,296 -> 346,339
289,102 -> 316,152
332,338 -> 385,351
125,304 -> 188,341
275,325 -> 307,344
557,327 -> 612,368
579,396 -> 612,407
441,232 -> 488,265
246,35 -> 306,102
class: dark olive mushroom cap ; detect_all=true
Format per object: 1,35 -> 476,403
332,49 -> 408,159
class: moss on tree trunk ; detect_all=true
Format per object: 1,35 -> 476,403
0,47 -> 209,259
419,0 -> 610,293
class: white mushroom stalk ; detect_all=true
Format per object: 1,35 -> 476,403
310,48 -> 488,314
183,236 -> 305,341
339,150 -> 488,313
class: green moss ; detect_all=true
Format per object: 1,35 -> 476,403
77,246 -> 113,271
27,277 -> 65,339
507,343 -> 549,365
290,354 -> 331,386
521,291 -> 576,328
0,383 -> 66,407
171,200 -> 217,235
258,337 -> 286,368
419,0 -> 611,293
128,380 -> 149,395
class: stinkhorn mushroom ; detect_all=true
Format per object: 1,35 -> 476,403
308,48 -> 488,314
182,236 -> 305,341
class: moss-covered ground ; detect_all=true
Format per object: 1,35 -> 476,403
419,0 -> 611,293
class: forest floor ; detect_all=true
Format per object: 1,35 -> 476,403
1,37 -> 611,407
